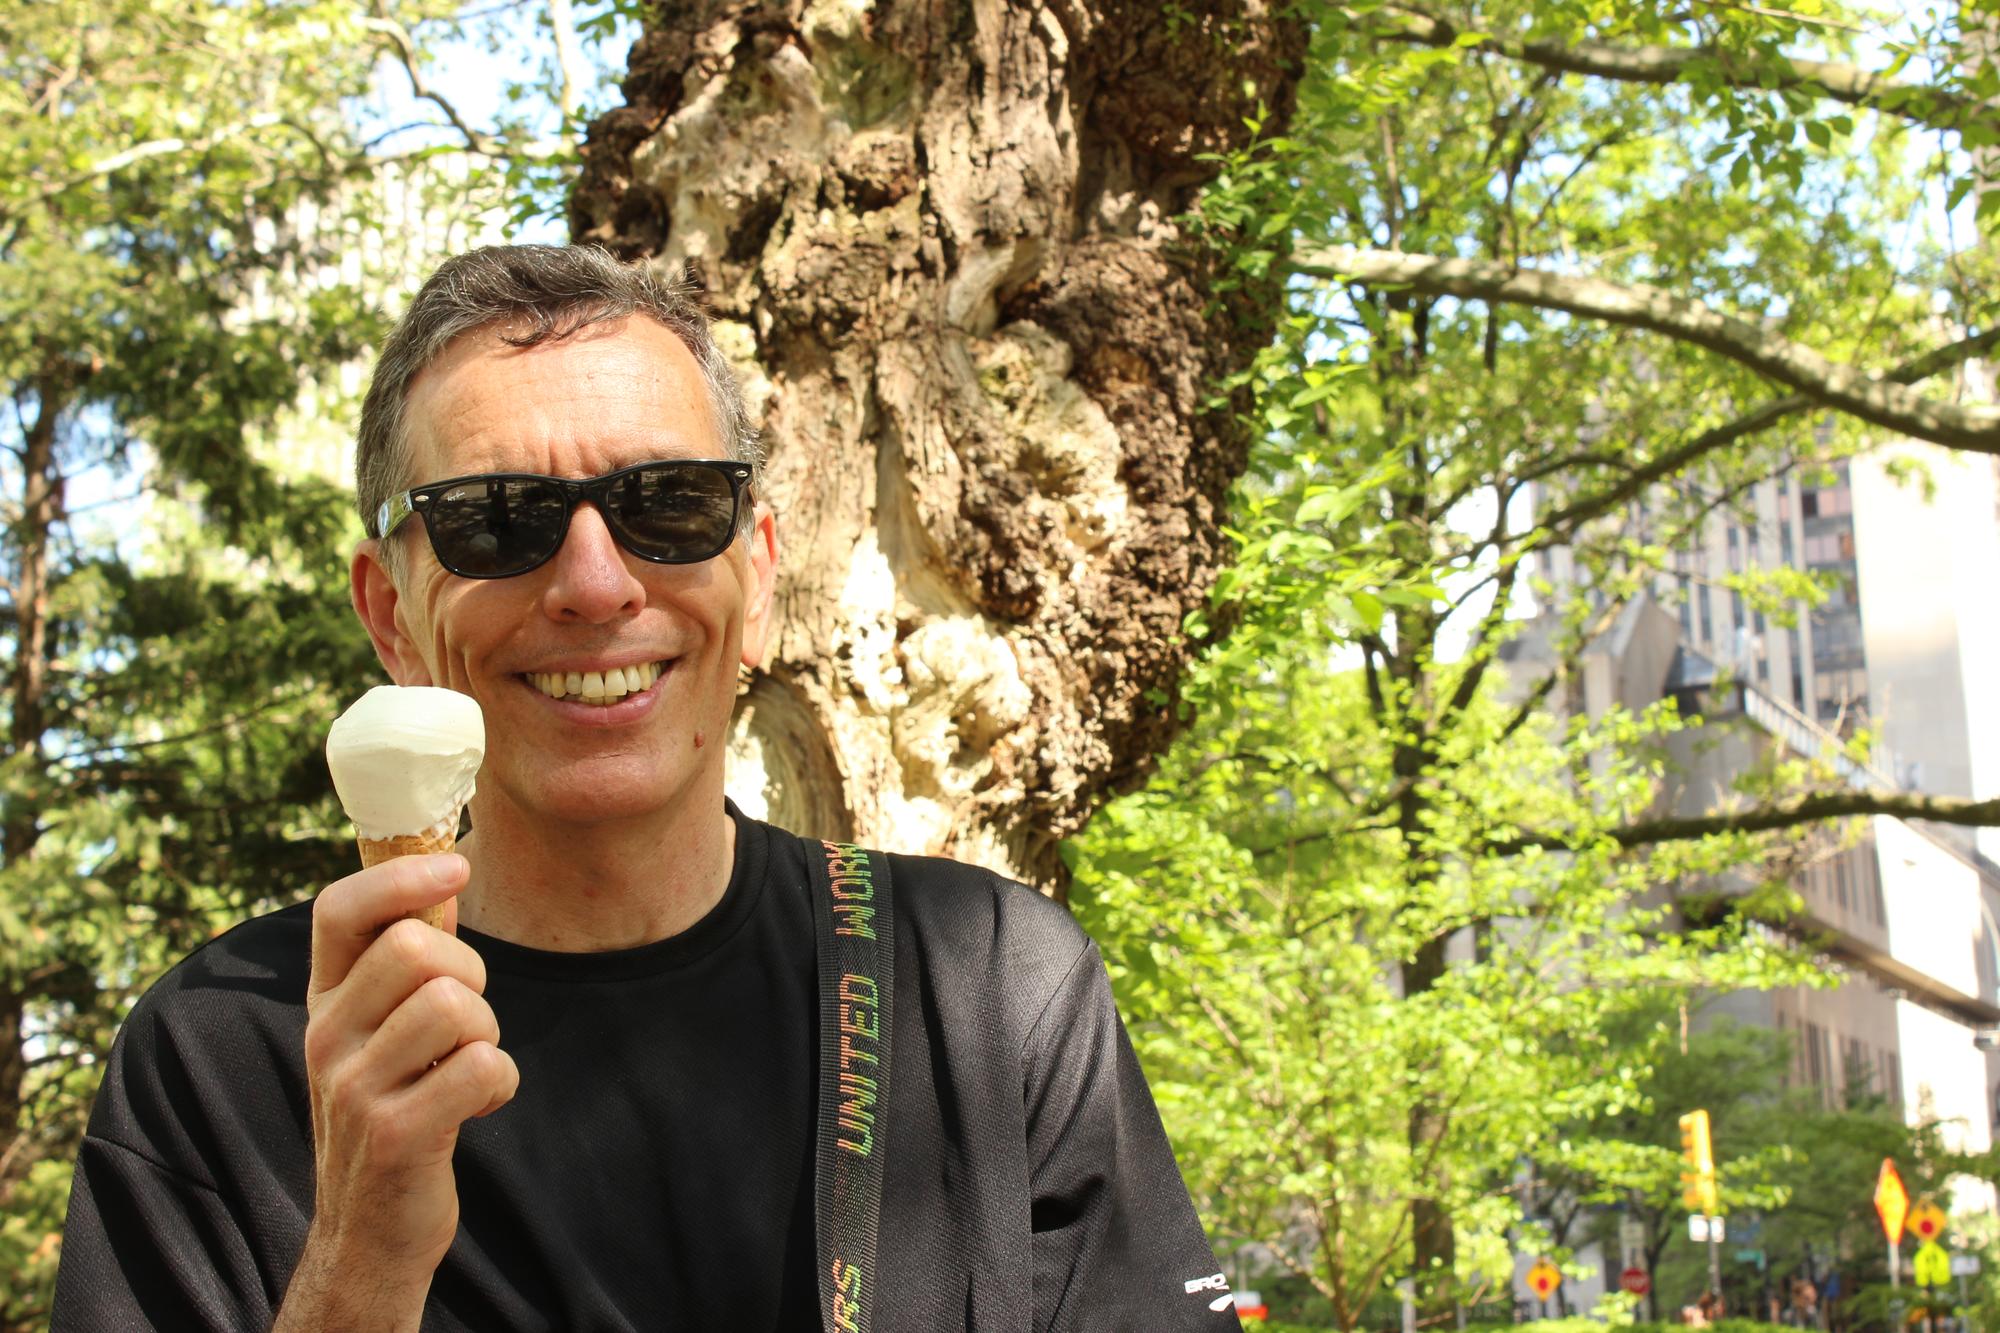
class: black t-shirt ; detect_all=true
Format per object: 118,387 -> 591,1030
52,813 -> 1238,1331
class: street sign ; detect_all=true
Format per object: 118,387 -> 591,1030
1874,1158 -> 1910,1246
1908,1199 -> 1946,1243
1526,1259 -> 1562,1301
1950,1254 -> 1982,1277
1620,1267 -> 1651,1296
1688,1214 -> 1726,1243
1913,1240 -> 1951,1288
1618,1215 -> 1646,1268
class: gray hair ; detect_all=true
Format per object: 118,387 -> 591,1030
355,244 -> 762,557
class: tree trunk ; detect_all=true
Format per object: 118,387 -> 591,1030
572,0 -> 1306,889
0,376 -> 66,1219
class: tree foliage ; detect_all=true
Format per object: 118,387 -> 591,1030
0,0 -> 551,1319
1077,0 -> 2000,1324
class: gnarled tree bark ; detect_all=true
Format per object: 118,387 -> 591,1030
572,0 -> 1307,890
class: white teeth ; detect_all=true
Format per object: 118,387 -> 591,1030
526,661 -> 665,703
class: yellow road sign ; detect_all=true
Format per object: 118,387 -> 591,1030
1909,1199 -> 1946,1243
1526,1259 -> 1561,1301
1913,1240 -> 1951,1288
1875,1159 -> 1910,1246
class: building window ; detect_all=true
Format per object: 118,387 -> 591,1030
1844,1037 -> 1871,1104
1699,587 -> 1713,642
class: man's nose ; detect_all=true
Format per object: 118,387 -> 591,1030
539,503 -> 645,623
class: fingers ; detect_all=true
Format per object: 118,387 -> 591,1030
360,975 -> 501,1094
310,855 -> 469,999
304,917 -> 487,1074
321,1039 -> 519,1172
428,1039 -> 520,1121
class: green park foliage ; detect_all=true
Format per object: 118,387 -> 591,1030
0,0 -> 645,1317
1072,0 -> 2000,1326
0,0 -> 485,1321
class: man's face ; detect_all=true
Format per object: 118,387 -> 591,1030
351,315 -> 777,831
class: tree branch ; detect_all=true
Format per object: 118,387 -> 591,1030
361,10 -> 499,156
1290,245 -> 2000,453
547,0 -> 587,149
1535,325 -> 2000,541
18,113 -> 288,211
1364,8 -> 1985,137
1493,791 -> 2000,855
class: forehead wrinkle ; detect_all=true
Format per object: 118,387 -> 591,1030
403,320 -> 723,482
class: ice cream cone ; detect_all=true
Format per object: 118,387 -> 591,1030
355,816 -> 462,929
327,685 -> 485,934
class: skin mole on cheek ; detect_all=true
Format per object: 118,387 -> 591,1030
693,730 -> 705,750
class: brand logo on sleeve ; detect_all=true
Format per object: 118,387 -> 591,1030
1184,1272 -> 1234,1311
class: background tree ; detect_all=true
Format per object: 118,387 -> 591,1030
1544,1010 -> 1795,1321
0,0 -> 609,1319
0,4 -> 404,1319
570,0 -> 1310,886
1067,0 -> 2000,1322
1068,619 -> 1823,1328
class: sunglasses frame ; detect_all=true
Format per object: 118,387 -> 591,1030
377,458 -> 755,579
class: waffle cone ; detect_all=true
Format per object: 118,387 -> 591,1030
356,823 -> 459,930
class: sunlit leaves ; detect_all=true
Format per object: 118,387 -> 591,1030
1072,0 -> 1983,1325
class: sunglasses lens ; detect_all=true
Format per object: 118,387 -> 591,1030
427,477 -> 567,577
607,463 -> 740,562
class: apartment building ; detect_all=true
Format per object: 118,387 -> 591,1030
1500,592 -> 2000,1314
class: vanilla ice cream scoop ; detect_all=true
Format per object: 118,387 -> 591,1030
327,686 -> 486,840
326,687 -> 484,928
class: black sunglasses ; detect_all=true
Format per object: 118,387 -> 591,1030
377,459 -> 754,579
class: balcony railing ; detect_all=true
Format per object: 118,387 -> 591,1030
1736,682 -> 1899,792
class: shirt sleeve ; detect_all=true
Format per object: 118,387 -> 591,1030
51,1131 -> 275,1332
48,955 -> 298,1333
1021,940 -> 1241,1332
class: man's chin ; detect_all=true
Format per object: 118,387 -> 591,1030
497,758 -> 718,828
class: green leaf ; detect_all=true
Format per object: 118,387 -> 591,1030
1296,485 -> 1365,526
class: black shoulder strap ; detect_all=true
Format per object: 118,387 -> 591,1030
803,837 -> 895,1333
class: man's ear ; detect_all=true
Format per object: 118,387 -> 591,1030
351,540 -> 433,686
738,504 -> 780,671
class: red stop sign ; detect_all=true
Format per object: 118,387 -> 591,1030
1621,1268 -> 1652,1296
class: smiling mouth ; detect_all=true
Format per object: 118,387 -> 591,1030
523,660 -> 667,706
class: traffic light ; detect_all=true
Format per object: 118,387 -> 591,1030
1679,1109 -> 1719,1215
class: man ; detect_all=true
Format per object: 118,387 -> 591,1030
52,245 -> 1235,1331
